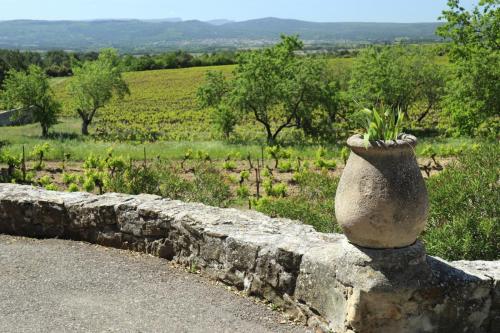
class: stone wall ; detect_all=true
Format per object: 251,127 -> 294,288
0,109 -> 34,126
0,183 -> 498,332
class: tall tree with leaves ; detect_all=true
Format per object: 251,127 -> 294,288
437,0 -> 499,137
349,45 -> 446,123
198,36 -> 339,145
197,70 -> 236,140
1,65 -> 60,137
69,49 -> 129,135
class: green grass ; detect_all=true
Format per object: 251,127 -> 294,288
0,115 -> 476,162
0,118 -> 345,161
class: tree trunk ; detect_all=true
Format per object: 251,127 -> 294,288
265,127 -> 275,146
417,104 -> 433,123
81,119 -> 90,136
41,125 -> 49,138
271,131 -> 282,146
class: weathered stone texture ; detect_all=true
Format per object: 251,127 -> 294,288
335,134 -> 429,248
0,184 -> 498,333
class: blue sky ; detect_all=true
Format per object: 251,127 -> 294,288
0,0 -> 477,22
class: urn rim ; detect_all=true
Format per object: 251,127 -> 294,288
347,133 -> 417,151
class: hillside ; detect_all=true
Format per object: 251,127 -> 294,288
51,58 -> 354,141
0,18 -> 442,52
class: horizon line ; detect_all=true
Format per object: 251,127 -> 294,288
0,17 -> 442,24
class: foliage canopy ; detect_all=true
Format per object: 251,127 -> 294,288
437,0 -> 500,137
198,36 -> 339,144
349,45 -> 446,124
1,65 -> 60,137
68,49 -> 130,135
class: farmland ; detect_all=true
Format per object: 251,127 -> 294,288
54,65 -> 236,141
52,58 -> 356,142
0,42 -> 497,261
2,56 -> 468,164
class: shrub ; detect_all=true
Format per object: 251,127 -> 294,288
195,150 -> 211,162
31,142 -> 51,170
62,173 -> 78,185
158,162 -> 231,207
266,146 -> 281,169
266,146 -> 293,169
227,174 -> 239,184
255,197 -> 337,233
120,165 -> 160,195
261,167 -> 271,178
239,170 -> 250,182
423,143 -> 499,260
38,175 -> 52,187
314,147 -> 337,170
44,183 -> 58,191
83,176 -> 96,192
256,170 -> 340,233
212,104 -> 237,140
263,179 -> 288,198
236,185 -> 250,199
189,164 -> 232,207
25,171 -> 36,183
277,160 -> 293,173
67,183 -> 80,192
82,154 -> 107,194
156,163 -> 193,199
314,158 -> 337,170
222,160 -> 237,171
0,149 -> 21,182
38,175 -> 57,191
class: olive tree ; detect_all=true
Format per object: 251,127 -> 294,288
69,49 -> 129,135
1,65 -> 59,137
198,36 -> 339,145
437,0 -> 499,137
349,45 -> 446,123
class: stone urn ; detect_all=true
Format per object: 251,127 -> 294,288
335,134 -> 429,248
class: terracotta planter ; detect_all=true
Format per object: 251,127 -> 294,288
335,134 -> 429,248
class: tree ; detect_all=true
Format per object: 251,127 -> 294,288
212,105 -> 237,140
437,0 -> 499,136
198,35 -> 338,145
197,71 -> 236,140
1,65 -> 59,137
43,50 -> 73,77
349,45 -> 446,123
0,50 -> 43,87
68,49 -> 129,135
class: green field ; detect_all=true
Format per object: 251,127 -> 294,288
55,65 -> 234,141
51,59 -> 355,142
0,56 -> 468,163
0,118 -> 345,161
0,115 -> 472,163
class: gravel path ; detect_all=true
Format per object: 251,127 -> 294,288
0,235 -> 309,333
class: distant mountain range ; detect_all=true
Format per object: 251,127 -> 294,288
0,18 -> 443,52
